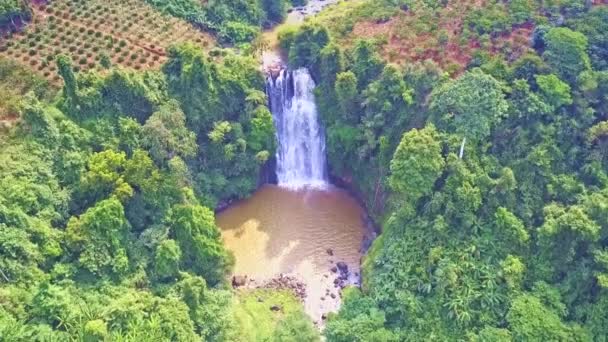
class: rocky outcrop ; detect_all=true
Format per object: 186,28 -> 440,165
259,274 -> 307,301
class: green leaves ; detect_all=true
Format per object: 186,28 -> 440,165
143,100 -> 197,163
168,204 -> 232,286
389,125 -> 445,205
506,294 -> 580,341
543,27 -> 591,83
66,198 -> 131,277
535,74 -> 573,109
430,68 -> 508,144
154,239 -> 182,279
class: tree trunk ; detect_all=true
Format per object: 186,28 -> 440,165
459,137 -> 466,159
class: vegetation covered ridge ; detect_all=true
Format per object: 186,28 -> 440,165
0,40 -> 293,339
278,0 -> 608,340
0,0 -> 214,84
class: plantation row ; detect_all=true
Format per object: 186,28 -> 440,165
0,0 -> 213,82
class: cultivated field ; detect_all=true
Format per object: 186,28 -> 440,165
0,0 -> 214,83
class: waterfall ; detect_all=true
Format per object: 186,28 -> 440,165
266,68 -> 328,190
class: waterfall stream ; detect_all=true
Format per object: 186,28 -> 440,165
266,68 -> 328,189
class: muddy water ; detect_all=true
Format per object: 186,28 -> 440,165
217,184 -> 369,322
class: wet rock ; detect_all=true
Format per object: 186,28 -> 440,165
232,275 -> 247,287
270,305 -> 282,311
333,278 -> 340,285
330,293 -> 336,299
330,266 -> 338,273
326,248 -> 334,256
258,274 -> 307,301
336,262 -> 348,274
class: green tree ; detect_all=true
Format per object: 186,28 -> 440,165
319,43 -> 344,86
155,239 -> 182,279
168,204 -> 232,285
142,100 -> 197,163
325,288 -> 397,342
535,74 -> 573,108
543,27 -> 591,83
389,125 -> 445,206
261,0 -> 287,26
430,68 -> 508,157
66,198 -> 131,276
507,294 -> 579,340
350,40 -> 384,90
56,55 -> 78,112
335,71 -> 360,123
78,150 -> 133,207
287,23 -> 330,76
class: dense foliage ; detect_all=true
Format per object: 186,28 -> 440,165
0,0 -> 31,29
280,1 -> 608,340
0,43 -> 277,339
146,0 -> 295,44
3,0 -> 608,340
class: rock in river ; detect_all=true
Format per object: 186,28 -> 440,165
232,275 -> 247,287
337,262 -> 348,274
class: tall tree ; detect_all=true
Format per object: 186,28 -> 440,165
543,27 -> 591,83
389,125 -> 445,207
430,68 -> 508,157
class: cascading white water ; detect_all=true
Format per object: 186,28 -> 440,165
266,68 -> 328,189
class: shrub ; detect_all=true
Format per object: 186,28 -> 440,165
218,21 -> 260,45
100,54 -> 111,68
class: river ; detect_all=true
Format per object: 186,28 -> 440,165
217,0 -> 370,325
217,185 -> 369,322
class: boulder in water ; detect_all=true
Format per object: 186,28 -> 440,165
337,262 -> 348,274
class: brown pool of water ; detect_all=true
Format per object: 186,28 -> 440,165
216,184 -> 370,322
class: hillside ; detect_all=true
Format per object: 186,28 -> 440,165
0,0 -> 213,84
1,0 -> 608,340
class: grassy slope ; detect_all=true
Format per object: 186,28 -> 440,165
233,289 -> 319,342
